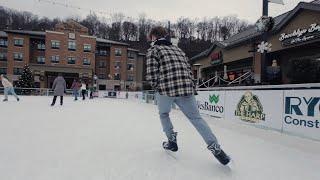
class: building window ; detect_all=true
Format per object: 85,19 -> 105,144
13,52 -> 23,61
51,40 -> 60,49
0,39 -> 8,47
0,53 -> 7,61
115,48 -> 122,56
13,38 -> 23,47
51,55 -> 60,63
67,57 -> 76,64
98,74 -> 106,79
114,73 -> 121,80
84,44 -> 91,52
37,56 -> 45,64
127,75 -> 134,81
128,51 -> 136,59
114,61 -> 121,69
127,64 -> 134,71
13,67 -> 23,75
99,85 -> 106,90
68,40 -> 76,51
37,43 -> 45,50
0,68 -> 7,74
99,60 -> 106,68
83,58 -> 91,65
98,50 -> 108,56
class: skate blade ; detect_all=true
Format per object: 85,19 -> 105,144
164,149 -> 178,160
225,156 -> 235,169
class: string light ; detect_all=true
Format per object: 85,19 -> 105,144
37,0 -> 114,18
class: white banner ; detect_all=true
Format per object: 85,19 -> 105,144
283,90 -> 320,140
196,91 -> 225,118
127,92 -> 143,100
98,91 -> 117,98
224,90 -> 283,130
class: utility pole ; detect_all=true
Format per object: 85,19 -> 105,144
260,0 -> 269,84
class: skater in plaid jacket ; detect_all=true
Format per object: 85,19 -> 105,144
146,37 -> 196,97
146,26 -> 230,165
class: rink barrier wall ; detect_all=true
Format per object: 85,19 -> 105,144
140,87 -> 320,142
1,86 -> 319,141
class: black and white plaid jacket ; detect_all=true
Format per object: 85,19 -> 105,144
146,39 -> 196,97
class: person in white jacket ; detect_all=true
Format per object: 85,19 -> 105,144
80,82 -> 87,100
0,74 -> 19,102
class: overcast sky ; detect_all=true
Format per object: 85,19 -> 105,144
0,0 -> 314,23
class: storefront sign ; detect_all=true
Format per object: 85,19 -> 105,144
211,51 -> 223,65
283,90 -> 320,140
279,23 -> 320,46
196,91 -> 225,118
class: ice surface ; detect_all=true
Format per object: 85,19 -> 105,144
0,96 -> 319,180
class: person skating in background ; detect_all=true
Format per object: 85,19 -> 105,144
71,79 -> 80,101
51,73 -> 66,106
81,81 -> 87,100
0,74 -> 19,102
146,26 -> 230,165
89,85 -> 95,99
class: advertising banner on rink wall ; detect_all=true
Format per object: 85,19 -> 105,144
127,92 -> 143,100
98,91 -> 117,98
283,90 -> 320,140
224,90 -> 283,131
196,91 -> 225,118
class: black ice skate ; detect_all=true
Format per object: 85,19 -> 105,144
207,143 -> 230,165
162,132 -> 178,152
3,99 -> 8,102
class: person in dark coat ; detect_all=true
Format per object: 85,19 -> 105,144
71,79 -> 80,101
51,73 -> 66,106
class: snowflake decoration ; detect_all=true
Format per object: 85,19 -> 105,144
257,41 -> 272,54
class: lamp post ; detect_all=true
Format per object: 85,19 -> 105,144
193,63 -> 202,87
93,74 -> 98,86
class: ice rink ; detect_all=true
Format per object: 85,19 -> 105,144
0,96 -> 319,180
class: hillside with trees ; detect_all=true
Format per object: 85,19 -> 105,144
0,6 -> 251,58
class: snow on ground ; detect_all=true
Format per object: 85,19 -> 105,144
0,96 -> 319,180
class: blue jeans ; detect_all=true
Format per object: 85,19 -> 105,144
73,89 -> 78,100
156,93 -> 218,146
4,87 -> 19,100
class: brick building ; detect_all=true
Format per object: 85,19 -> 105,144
0,20 -> 146,91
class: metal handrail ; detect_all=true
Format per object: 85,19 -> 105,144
227,71 -> 253,85
197,75 -> 218,88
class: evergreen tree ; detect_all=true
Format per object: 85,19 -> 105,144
17,64 -> 35,95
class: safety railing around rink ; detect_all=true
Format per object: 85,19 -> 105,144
0,87 -> 75,96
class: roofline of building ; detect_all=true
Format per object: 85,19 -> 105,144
190,1 -> 320,63
128,48 -> 140,52
3,29 -> 131,46
225,2 -> 320,48
5,30 -> 46,37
